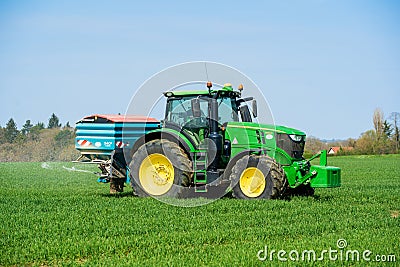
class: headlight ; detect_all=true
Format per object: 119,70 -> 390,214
289,134 -> 304,142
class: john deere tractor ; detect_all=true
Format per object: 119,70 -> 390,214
75,82 -> 340,199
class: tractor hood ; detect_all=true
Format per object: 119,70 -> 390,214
225,121 -> 307,162
226,122 -> 306,136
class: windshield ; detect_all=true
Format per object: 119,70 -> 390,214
165,96 -> 239,127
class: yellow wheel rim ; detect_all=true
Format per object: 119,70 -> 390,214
239,167 -> 266,198
139,153 -> 175,196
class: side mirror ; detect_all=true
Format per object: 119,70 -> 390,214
191,98 -> 201,118
252,100 -> 257,118
240,105 -> 252,122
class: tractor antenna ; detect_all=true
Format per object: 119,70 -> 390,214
204,62 -> 212,94
204,62 -> 209,81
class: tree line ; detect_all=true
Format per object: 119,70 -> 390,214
1,109 -> 399,162
305,109 -> 400,156
0,113 -> 78,162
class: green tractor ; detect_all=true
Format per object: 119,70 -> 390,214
125,82 -> 341,199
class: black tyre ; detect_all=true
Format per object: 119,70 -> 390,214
129,139 -> 192,197
230,155 -> 287,199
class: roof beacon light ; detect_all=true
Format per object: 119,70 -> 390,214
222,83 -> 233,92
207,81 -> 213,94
238,84 -> 244,93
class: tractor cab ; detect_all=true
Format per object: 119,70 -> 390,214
163,83 -> 257,142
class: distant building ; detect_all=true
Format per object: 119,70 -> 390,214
328,146 -> 354,154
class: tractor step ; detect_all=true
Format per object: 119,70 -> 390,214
194,183 -> 207,193
194,172 -> 207,182
194,172 -> 207,192
193,149 -> 208,192
195,162 -> 206,170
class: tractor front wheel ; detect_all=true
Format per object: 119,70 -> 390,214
129,139 -> 192,197
230,155 -> 287,199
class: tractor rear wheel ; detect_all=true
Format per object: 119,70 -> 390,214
230,155 -> 287,199
129,139 -> 192,197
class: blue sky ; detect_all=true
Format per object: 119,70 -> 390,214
0,0 -> 399,139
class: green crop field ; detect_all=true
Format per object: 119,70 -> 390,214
0,155 -> 399,266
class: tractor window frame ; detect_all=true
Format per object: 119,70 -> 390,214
165,95 -> 239,127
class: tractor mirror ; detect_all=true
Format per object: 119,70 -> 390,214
240,105 -> 252,122
191,98 -> 201,118
252,100 -> 258,118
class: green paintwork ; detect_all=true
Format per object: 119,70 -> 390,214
320,150 -> 327,166
310,165 -> 341,187
145,127 -> 198,153
224,122 -> 338,188
282,165 -> 297,186
221,84 -> 234,91
166,90 -> 210,96
224,121 -> 302,164
227,121 -> 306,136
280,150 -> 341,188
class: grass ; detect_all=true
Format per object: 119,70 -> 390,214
0,155 -> 399,266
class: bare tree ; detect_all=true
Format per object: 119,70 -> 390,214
347,138 -> 356,147
390,112 -> 400,152
373,108 -> 384,140
304,136 -> 329,154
